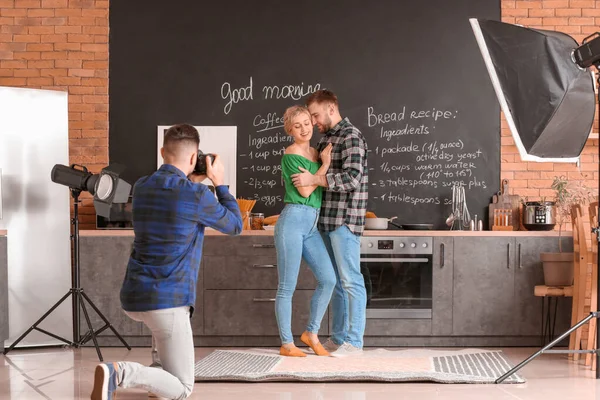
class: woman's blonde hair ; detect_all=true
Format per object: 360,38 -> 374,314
283,105 -> 311,135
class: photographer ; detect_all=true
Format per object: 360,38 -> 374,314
90,124 -> 242,400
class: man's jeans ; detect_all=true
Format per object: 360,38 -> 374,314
117,306 -> 194,400
321,225 -> 367,348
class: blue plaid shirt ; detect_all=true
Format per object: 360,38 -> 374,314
120,164 -> 242,313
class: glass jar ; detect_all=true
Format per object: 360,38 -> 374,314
250,213 -> 265,230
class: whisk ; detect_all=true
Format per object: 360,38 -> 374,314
447,184 -> 471,230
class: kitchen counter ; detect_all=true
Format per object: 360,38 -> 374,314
80,229 -> 571,237
77,232 -> 573,347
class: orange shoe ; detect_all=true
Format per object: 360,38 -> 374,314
300,331 -> 330,356
279,345 -> 307,357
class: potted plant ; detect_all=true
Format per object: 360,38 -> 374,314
540,176 -> 596,286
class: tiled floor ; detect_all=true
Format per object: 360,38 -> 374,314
0,347 -> 598,399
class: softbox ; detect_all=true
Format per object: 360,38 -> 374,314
470,19 -> 596,162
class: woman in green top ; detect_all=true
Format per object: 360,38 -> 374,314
274,105 -> 336,357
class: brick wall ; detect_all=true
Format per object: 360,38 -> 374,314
0,0 -> 108,229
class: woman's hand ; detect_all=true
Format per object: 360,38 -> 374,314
320,143 -> 333,166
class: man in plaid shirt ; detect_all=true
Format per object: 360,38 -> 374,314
292,89 -> 368,356
91,124 -> 242,400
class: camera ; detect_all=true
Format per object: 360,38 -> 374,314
194,150 -> 216,175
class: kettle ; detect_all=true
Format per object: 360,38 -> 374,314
523,201 -> 556,231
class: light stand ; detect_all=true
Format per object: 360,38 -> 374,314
3,164 -> 132,361
496,40 -> 600,383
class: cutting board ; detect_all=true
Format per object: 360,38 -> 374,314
488,179 -> 520,230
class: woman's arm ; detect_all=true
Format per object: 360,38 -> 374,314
287,145 -> 331,198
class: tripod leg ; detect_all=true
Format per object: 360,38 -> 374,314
495,313 -> 595,383
3,290 -> 75,355
80,290 -> 131,350
78,291 -> 103,362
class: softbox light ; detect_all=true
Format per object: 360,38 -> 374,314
470,19 -> 596,162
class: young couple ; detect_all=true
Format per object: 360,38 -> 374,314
275,89 -> 369,358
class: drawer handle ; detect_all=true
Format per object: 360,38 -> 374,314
253,298 -> 276,302
440,243 -> 445,268
252,244 -> 275,248
252,264 -> 277,268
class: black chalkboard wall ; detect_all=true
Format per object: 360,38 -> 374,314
109,0 -> 501,230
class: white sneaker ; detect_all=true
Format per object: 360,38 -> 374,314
330,342 -> 363,357
322,338 -> 341,352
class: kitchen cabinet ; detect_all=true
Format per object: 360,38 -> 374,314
432,237 -> 453,336
452,237 -> 515,335
203,235 -> 325,337
204,289 -> 327,336
76,232 -> 575,346
453,236 -> 573,337
79,236 -> 144,336
80,236 -> 205,338
203,255 -> 317,290
202,235 -> 278,256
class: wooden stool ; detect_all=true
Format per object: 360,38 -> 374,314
586,202 -> 598,370
534,285 -> 574,345
569,204 -> 591,361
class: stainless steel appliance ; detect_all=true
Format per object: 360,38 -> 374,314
523,201 -> 556,231
360,236 -> 433,319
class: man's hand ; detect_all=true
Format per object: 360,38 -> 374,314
292,167 -> 316,187
320,143 -> 333,166
206,154 -> 225,187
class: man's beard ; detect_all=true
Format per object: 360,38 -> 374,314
319,115 -> 333,133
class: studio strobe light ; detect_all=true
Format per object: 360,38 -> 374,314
4,163 -> 133,361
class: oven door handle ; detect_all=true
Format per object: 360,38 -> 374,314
360,257 -> 430,263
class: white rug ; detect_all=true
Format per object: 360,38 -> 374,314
194,348 -> 525,384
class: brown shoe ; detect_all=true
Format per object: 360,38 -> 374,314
300,331 -> 330,356
279,345 -> 307,357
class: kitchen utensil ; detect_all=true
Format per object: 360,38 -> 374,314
365,216 -> 398,230
449,184 -> 471,230
389,221 -> 403,229
488,179 -> 520,230
401,223 -> 434,230
523,201 -> 556,231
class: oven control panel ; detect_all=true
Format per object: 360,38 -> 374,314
360,237 -> 433,255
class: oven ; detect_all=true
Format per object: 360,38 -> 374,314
360,236 -> 433,319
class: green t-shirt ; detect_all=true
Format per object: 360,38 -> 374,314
281,154 -> 322,209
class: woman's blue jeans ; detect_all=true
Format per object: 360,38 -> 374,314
274,204 -> 336,344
